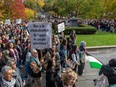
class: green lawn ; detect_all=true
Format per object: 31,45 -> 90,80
76,31 -> 116,47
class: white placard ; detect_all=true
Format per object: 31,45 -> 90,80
28,22 -> 52,49
16,19 -> 22,24
58,22 -> 65,33
5,19 -> 11,25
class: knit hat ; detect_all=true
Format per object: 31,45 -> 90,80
109,59 -> 116,67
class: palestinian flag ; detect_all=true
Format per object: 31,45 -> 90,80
85,55 -> 103,69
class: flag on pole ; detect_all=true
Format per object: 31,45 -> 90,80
85,55 -> 103,69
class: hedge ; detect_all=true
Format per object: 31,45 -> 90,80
64,25 -> 97,34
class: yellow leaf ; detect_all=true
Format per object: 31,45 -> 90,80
38,0 -> 45,8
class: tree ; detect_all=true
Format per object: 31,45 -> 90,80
25,8 -> 36,20
3,0 -> 26,19
0,1 -> 4,19
102,0 -> 116,18
38,0 -> 45,9
24,0 -> 40,11
43,0 -> 116,19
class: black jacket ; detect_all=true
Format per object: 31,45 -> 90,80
101,65 -> 116,85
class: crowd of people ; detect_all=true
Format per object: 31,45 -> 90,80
0,20 -> 116,87
81,19 -> 116,32
0,20 -> 87,87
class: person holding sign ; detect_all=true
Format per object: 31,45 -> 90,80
29,49 -> 42,87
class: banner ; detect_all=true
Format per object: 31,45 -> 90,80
28,22 -> 52,49
5,19 -> 11,25
58,22 -> 65,33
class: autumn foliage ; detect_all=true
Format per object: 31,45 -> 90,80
5,0 -> 27,19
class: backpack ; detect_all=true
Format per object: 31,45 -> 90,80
25,60 -> 32,75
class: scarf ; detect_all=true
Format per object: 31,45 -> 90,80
33,57 -> 40,66
1,77 -> 16,87
10,49 -> 17,61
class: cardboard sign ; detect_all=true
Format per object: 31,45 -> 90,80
58,22 -> 65,33
28,22 -> 52,49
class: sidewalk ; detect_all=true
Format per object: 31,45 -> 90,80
87,45 -> 116,51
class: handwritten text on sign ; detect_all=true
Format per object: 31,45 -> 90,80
28,22 -> 52,49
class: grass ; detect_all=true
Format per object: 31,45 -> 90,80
76,31 -> 116,47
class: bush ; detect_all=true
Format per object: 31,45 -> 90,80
64,25 -> 97,34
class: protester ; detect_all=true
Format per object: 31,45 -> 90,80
0,66 -> 17,87
60,38 -> 68,69
29,49 -> 42,87
7,42 -> 19,67
100,59 -> 116,87
46,59 -> 58,87
6,59 -> 23,87
15,39 -> 23,67
70,45 -> 80,72
60,68 -> 78,87
70,30 -> 76,44
3,50 -> 11,62
0,51 -> 6,71
78,41 -> 87,76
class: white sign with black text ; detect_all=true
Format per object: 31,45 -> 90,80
28,22 -> 52,49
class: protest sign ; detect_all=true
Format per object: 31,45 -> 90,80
16,19 -> 22,24
58,22 -> 65,33
28,22 -> 52,49
5,19 -> 11,25
66,59 -> 76,69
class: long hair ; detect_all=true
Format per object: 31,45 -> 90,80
46,60 -> 53,70
71,45 -> 77,53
